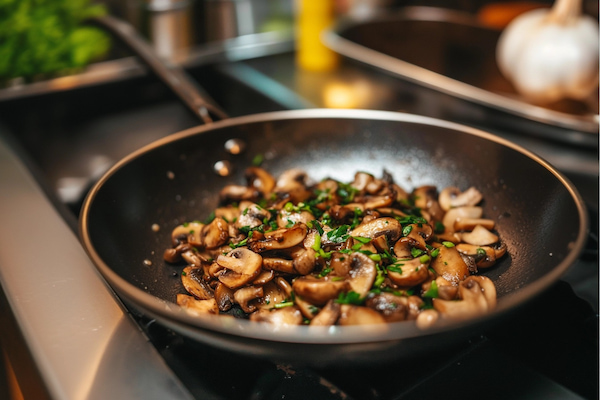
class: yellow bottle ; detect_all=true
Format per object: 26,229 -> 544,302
296,0 -> 339,71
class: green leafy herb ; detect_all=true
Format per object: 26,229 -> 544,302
335,291 -> 363,305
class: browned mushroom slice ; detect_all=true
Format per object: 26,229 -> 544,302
346,252 -> 377,298
310,300 -> 341,326
249,306 -> 303,326
214,205 -> 240,224
290,246 -> 317,275
442,206 -> 483,233
454,218 -> 495,231
200,217 -> 229,249
219,184 -> 257,202
233,285 -> 264,313
277,208 -> 315,228
430,244 -> 470,285
181,266 -> 214,300
438,186 -> 483,211
455,243 -> 507,268
249,224 -> 308,252
274,169 -> 313,203
365,292 -> 408,322
181,249 -> 204,268
214,282 -> 235,312
292,276 -> 349,306
349,217 -> 401,243
176,294 -> 218,315
413,185 -> 444,222
236,202 -> 271,230
387,258 -> 430,287
245,167 -> 276,197
350,171 -> 374,191
252,269 -> 276,285
262,257 -> 295,274
216,248 -> 263,289
433,277 -> 493,320
338,304 -> 387,325
257,281 -> 288,309
459,225 -> 499,246
171,222 -> 204,247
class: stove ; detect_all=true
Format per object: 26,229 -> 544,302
0,13 -> 597,400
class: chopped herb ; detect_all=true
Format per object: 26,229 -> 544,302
419,254 -> 431,263
335,291 -> 363,305
181,271 -> 187,276
387,265 -> 403,274
252,154 -> 264,166
411,247 -> 425,258
353,236 -> 372,244
311,234 -> 322,252
442,241 -> 455,248
430,248 -> 440,258
273,301 -> 294,309
402,225 -> 413,236
319,267 -> 332,277
434,221 -> 445,233
368,254 -> 382,262
477,247 -> 487,256
422,280 -> 438,298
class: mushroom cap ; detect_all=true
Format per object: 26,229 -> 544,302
292,276 -> 349,306
216,248 -> 263,289
350,217 -> 401,242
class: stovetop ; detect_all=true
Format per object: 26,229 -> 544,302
0,30 -> 597,400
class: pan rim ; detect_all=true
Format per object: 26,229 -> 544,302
79,108 -> 589,344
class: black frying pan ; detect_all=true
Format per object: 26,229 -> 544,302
79,17 -> 588,366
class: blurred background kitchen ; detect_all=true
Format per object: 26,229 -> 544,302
0,0 -> 598,399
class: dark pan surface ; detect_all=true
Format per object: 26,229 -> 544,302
80,109 -> 587,364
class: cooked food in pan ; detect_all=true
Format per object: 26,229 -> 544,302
163,167 -> 506,329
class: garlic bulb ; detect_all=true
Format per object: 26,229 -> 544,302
496,0 -> 599,104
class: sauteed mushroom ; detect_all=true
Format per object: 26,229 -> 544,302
165,168 -> 507,329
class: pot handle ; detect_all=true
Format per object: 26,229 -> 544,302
92,15 -> 228,125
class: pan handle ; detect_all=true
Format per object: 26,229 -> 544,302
92,15 -> 229,125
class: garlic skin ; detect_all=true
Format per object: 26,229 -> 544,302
496,0 -> 599,104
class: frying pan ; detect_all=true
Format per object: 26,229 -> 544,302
79,17 -> 589,366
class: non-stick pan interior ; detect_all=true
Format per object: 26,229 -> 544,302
80,109 -> 587,357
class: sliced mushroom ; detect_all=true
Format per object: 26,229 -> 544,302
277,208 -> 315,228
245,167 -> 276,197
439,187 -> 483,211
181,266 -> 214,300
219,184 -> 257,202
442,206 -> 483,233
177,294 -> 218,315
216,248 -> 263,289
233,285 -> 264,313
347,252 -> 377,297
257,281 -> 288,310
433,278 -> 490,320
290,247 -> 317,275
310,300 -> 341,326
350,217 -> 401,242
454,218 -> 495,232
459,225 -> 500,246
338,304 -> 387,325
214,282 -> 235,312
236,202 -> 271,230
350,171 -> 374,191
180,249 -> 204,268
201,217 -> 229,249
249,224 -> 308,252
456,243 -> 506,268
413,185 -> 444,222
365,292 -> 408,322
292,276 -> 349,306
249,306 -> 303,326
430,244 -> 470,285
171,222 -> 204,247
262,257 -> 295,274
387,258 -> 430,287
